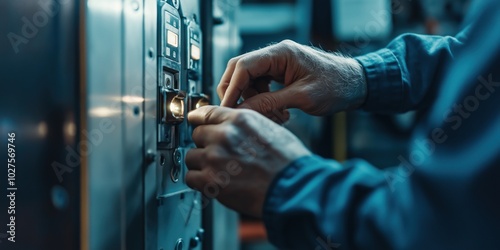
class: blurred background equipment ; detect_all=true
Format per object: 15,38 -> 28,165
331,0 -> 393,41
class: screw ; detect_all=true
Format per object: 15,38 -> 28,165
160,154 -> 166,166
148,47 -> 155,59
133,106 -> 140,116
146,150 -> 156,164
173,148 -> 182,167
189,236 -> 200,248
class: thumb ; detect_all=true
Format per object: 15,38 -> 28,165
237,88 -> 296,116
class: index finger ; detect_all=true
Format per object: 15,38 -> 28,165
217,55 -> 243,101
188,105 -> 234,125
220,52 -> 273,108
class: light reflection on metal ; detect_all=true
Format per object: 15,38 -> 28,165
160,89 -> 185,123
89,107 -> 121,117
188,94 -> 209,111
195,98 -> 209,109
122,95 -> 145,104
169,96 -> 184,120
87,1 -> 122,13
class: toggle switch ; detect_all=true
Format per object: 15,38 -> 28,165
188,93 -> 209,111
160,87 -> 186,124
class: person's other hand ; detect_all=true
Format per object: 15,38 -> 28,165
217,40 -> 367,117
185,105 -> 311,218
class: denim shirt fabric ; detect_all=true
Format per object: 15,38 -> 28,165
263,1 -> 500,249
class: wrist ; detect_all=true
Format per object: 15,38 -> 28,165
345,58 -> 368,110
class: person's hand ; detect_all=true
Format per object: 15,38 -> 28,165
217,40 -> 367,117
185,105 -> 311,218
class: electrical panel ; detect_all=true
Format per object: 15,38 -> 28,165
154,0 -> 209,249
0,0 -> 239,249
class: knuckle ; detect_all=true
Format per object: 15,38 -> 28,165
218,127 -> 234,144
204,149 -> 220,163
192,126 -> 202,139
201,171 -> 214,186
277,40 -> 298,53
185,177 -> 195,189
279,39 -> 296,47
185,172 -> 201,190
227,57 -> 238,67
216,83 -> 224,93
271,40 -> 299,59
209,124 -> 234,145
236,56 -> 250,69
231,110 -> 251,125
203,107 -> 216,124
185,149 -> 194,160
191,127 -> 206,147
217,84 -> 229,99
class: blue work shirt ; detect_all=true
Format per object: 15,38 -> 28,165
263,0 -> 500,249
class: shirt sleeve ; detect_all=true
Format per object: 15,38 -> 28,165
355,32 -> 467,114
263,141 -> 500,249
262,156 -> 396,249
263,1 -> 500,249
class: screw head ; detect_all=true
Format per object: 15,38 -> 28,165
173,148 -> 182,167
189,236 -> 200,248
160,154 -> 167,166
148,47 -> 155,59
146,150 -> 156,164
133,106 -> 140,116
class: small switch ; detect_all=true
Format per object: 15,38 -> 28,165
188,94 -> 209,111
189,236 -> 200,248
159,88 -> 185,124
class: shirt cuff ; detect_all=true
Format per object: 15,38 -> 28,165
262,155 -> 338,247
355,48 -> 404,113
